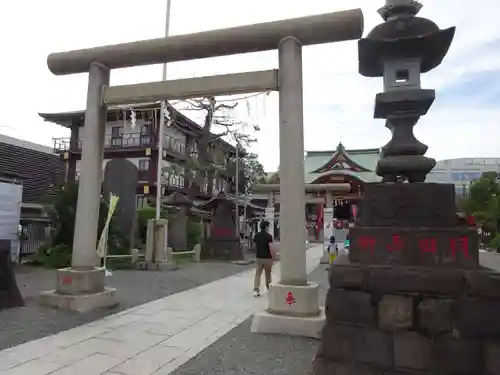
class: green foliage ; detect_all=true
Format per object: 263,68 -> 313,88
34,244 -> 72,269
461,172 -> 500,235
243,153 -> 266,192
490,234 -> 500,252
35,184 -> 125,268
186,219 -> 202,251
136,206 -> 168,246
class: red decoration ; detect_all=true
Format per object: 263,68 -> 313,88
351,205 -> 358,220
316,204 -> 324,240
419,238 -> 437,254
357,236 -> 376,251
61,276 -> 72,285
285,292 -> 296,306
213,228 -> 233,237
450,237 -> 470,259
467,215 -> 476,227
387,235 -> 404,252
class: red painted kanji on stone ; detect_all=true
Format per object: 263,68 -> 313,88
387,235 -> 404,252
419,238 -> 437,254
285,292 -> 296,306
357,236 -> 376,251
450,237 -> 470,259
61,276 -> 72,285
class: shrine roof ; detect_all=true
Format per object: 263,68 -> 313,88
304,143 -> 381,183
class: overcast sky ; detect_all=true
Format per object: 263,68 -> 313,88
1,0 -> 499,171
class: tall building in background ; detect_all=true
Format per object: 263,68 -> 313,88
427,157 -> 500,196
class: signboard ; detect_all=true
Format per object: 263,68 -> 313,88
265,207 -> 275,239
323,207 -> 334,250
0,181 -> 22,261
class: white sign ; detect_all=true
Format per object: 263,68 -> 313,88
0,181 -> 23,261
323,207 -> 334,249
265,207 -> 275,239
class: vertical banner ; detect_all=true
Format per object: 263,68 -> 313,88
265,207 -> 275,240
323,207 -> 334,249
97,193 -> 120,276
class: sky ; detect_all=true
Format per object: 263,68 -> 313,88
1,0 -> 499,172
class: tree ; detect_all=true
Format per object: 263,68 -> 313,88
163,95 -> 265,248
241,152 -> 266,192
168,95 -> 264,196
461,172 -> 500,235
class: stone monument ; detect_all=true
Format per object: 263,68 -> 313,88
314,2 -> 500,374
199,192 -> 243,261
0,240 -> 24,310
163,192 -> 191,251
102,158 -> 138,239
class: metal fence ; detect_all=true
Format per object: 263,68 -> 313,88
19,217 -> 53,260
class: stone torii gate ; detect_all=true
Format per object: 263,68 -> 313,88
39,9 -> 364,335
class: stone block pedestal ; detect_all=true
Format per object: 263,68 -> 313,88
313,263 -> 500,375
39,267 -> 117,313
313,183 -> 500,374
251,283 -> 325,339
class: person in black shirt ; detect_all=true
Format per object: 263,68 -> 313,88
253,220 -> 274,297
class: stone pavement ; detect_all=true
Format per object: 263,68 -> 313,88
0,245 -> 324,375
2,262 -> 255,350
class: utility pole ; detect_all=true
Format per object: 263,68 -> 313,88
155,0 -> 172,220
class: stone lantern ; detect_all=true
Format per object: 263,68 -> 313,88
314,2 -> 500,375
359,0 -> 455,183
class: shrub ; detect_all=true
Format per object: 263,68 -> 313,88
186,219 -> 202,251
35,184 -> 126,268
490,234 -> 500,252
35,243 -> 72,269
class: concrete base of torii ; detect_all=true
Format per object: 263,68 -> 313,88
39,267 -> 118,313
251,283 -> 325,339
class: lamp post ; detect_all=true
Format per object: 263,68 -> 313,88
155,0 -> 172,220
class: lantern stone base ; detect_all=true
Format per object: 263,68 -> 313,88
38,267 -> 117,313
313,262 -> 500,375
251,282 -> 325,339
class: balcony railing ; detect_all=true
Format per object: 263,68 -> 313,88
53,133 -> 153,153
164,135 -> 186,155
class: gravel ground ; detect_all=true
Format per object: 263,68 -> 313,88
170,263 -> 330,375
0,261 -> 254,351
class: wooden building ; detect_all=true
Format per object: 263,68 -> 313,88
40,102 -> 238,207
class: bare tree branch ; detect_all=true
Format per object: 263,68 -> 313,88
214,102 -> 238,111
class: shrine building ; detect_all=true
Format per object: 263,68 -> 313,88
251,142 -> 381,240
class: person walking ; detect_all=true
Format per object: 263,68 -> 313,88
253,220 -> 275,297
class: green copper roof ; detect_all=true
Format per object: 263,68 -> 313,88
305,143 -> 381,183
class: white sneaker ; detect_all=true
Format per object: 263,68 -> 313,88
253,290 -> 261,297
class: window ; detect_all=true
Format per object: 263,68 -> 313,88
138,159 -> 150,171
111,126 -> 124,137
111,126 -> 124,147
396,69 -> 409,83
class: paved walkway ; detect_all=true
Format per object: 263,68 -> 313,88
0,245 -> 324,375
